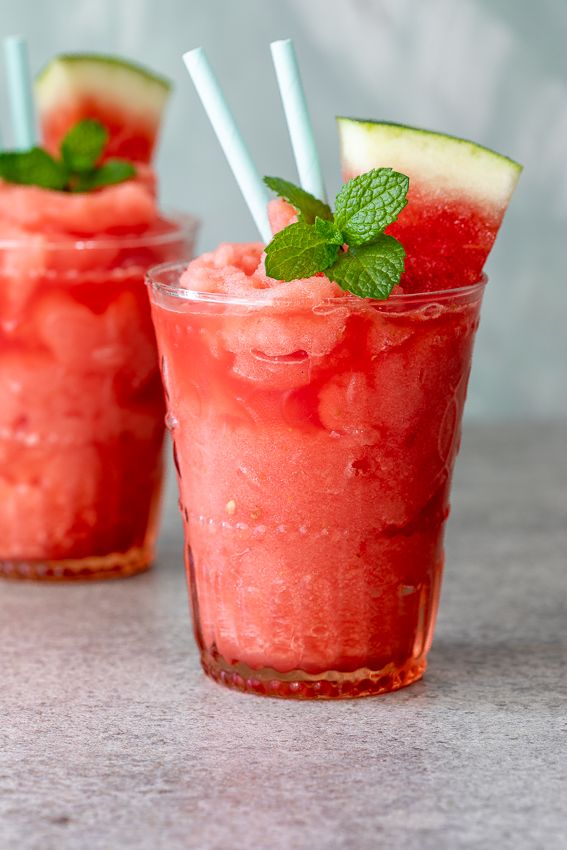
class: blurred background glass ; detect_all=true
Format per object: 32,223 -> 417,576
1,0 -> 565,420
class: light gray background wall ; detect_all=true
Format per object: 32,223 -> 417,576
1,0 -> 566,420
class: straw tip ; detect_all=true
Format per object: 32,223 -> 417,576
270,38 -> 293,51
4,34 -> 26,48
183,47 -> 204,67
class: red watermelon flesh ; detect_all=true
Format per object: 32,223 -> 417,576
35,54 -> 171,164
338,119 -> 522,292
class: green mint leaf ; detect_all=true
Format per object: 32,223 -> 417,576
0,148 -> 68,190
334,168 -> 409,246
0,120 -> 136,193
314,216 -> 344,245
71,159 -> 136,193
327,235 -> 405,299
265,220 -> 340,282
264,176 -> 333,224
61,119 -> 108,173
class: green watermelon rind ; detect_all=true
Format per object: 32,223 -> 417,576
35,53 -> 171,162
337,117 -> 521,172
337,117 -> 522,207
36,53 -> 171,92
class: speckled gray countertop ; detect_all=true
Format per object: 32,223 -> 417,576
1,424 -> 566,850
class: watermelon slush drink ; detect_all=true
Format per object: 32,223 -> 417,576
0,174 -> 197,580
148,243 -> 485,698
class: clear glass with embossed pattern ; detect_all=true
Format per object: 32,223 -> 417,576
0,216 -> 198,581
148,249 -> 485,698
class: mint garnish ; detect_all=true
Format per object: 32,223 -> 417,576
264,220 -> 341,281
334,168 -> 408,245
264,168 -> 409,299
72,159 -> 136,192
0,148 -> 68,190
0,119 -> 135,193
264,176 -> 333,224
313,217 -> 344,244
327,236 -> 405,299
60,118 -> 108,173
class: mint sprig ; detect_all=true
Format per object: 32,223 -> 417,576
72,159 -> 137,192
334,168 -> 408,245
264,176 -> 333,224
60,118 -> 108,173
264,168 -> 409,299
264,220 -> 341,281
0,119 -> 135,193
327,236 -> 405,299
0,148 -> 68,190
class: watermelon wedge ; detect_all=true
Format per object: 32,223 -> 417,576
337,118 -> 522,292
36,54 -> 171,164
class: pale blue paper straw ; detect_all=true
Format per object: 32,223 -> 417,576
4,35 -> 36,150
270,39 -> 326,202
183,47 -> 271,243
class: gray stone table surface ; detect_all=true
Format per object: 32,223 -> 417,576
1,424 -> 566,850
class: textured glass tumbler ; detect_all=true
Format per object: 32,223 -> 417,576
0,217 -> 198,581
148,262 -> 485,698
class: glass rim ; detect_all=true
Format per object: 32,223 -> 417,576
0,211 -> 200,250
146,259 -> 488,307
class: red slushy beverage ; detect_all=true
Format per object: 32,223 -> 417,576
151,46 -> 520,696
149,243 -> 484,697
0,179 -> 197,580
0,53 -> 198,580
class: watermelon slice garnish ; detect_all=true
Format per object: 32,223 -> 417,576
337,118 -> 522,292
35,54 -> 171,164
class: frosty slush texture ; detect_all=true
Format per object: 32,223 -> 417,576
149,244 -> 484,697
0,175 -> 197,580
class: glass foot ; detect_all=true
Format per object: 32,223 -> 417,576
200,648 -> 427,700
0,546 -> 152,582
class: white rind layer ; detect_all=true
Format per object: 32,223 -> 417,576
36,56 -> 170,123
338,118 -> 522,209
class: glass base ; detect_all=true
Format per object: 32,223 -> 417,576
200,648 -> 427,700
0,546 -> 152,582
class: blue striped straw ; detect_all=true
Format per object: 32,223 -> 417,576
4,35 -> 36,150
183,47 -> 272,243
270,39 -> 327,202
